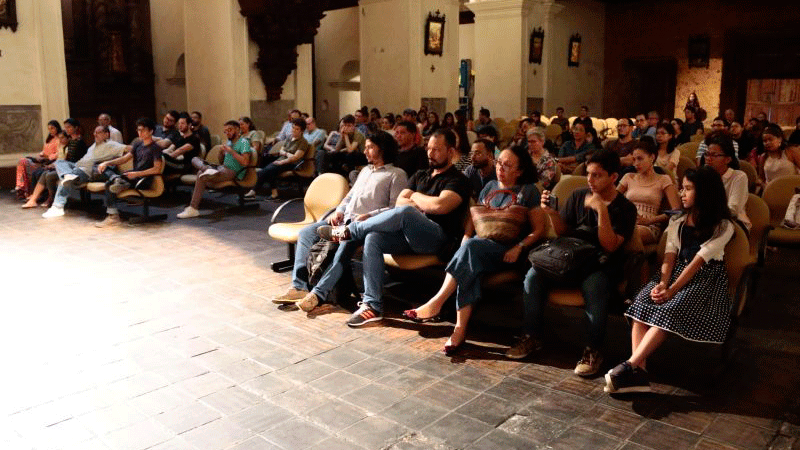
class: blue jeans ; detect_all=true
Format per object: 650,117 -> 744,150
522,267 -> 612,348
348,205 -> 447,314
53,160 -> 115,208
256,161 -> 292,190
446,237 -> 513,310
291,220 -> 361,300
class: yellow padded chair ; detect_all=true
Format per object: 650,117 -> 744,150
84,158 -> 134,194
745,193 -> 771,267
268,173 -> 350,272
277,144 -> 317,193
116,156 -> 168,223
467,130 -> 478,146
690,133 -> 705,142
545,124 -> 563,143
677,141 -> 700,161
210,134 -> 221,147
761,175 -> 800,249
738,160 -> 758,193
180,144 -> 223,186
494,117 -> 507,130
675,156 -> 696,185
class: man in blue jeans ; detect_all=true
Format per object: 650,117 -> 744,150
271,130 -> 407,312
506,149 -> 637,377
318,129 -> 471,327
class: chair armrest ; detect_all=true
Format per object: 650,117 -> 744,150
132,174 -> 161,196
757,225 -> 773,267
270,197 -> 304,225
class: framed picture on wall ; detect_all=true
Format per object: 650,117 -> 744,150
425,10 -> 445,56
529,27 -> 544,64
688,34 -> 710,68
0,0 -> 18,32
568,34 -> 581,67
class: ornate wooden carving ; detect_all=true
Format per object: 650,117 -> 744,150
237,0 -> 329,101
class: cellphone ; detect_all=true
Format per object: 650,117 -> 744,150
546,194 -> 558,210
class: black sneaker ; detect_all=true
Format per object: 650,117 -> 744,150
604,361 -> 651,393
346,302 -> 382,327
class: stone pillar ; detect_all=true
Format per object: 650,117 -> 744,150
183,0 -> 250,136
359,0 -> 460,115
467,0 -> 532,121
531,0 -> 564,114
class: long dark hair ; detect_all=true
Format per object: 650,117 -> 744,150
656,121 -> 676,154
507,145 -> 538,185
46,120 -> 62,143
703,131 -> 739,169
682,166 -> 731,241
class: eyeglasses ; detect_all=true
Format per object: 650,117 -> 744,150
705,153 -> 726,158
495,161 -> 517,171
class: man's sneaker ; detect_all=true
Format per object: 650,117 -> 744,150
604,361 -> 651,394
108,178 -> 127,194
176,206 -> 200,219
272,288 -> 309,304
61,174 -> 79,188
95,214 -> 121,228
42,206 -> 65,218
346,302 -> 382,327
200,167 -> 219,178
298,292 -> 320,312
574,347 -> 603,377
244,189 -> 256,199
316,225 -> 350,241
505,334 -> 543,360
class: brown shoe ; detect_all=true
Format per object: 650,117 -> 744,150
298,292 -> 319,312
95,214 -> 121,228
574,347 -> 603,377
272,288 -> 308,304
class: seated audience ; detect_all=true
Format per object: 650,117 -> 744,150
463,139 -> 497,199
402,108 -> 423,145
475,107 -> 498,135
701,132 -> 750,231
604,118 -> 637,168
163,113 -> 202,175
393,121 -> 428,177
529,110 -> 544,129
355,107 -> 370,136
154,110 -> 181,146
319,119 -> 342,173
605,166 -> 734,393
381,114 -> 396,135
631,114 -> 649,139
41,126 -> 129,218
14,120 -> 61,199
98,113 -> 123,143
696,117 -> 738,164
527,129 -> 558,190
654,121 -> 680,173
190,111 -> 212,151
268,109 -> 302,146
303,117 -> 327,154
317,129 -> 471,327
403,146 -> 545,354
617,140 -> 680,244
671,118 -> 689,145
557,122 -> 595,174
572,106 -> 593,130
477,126 -> 500,149
239,117 -> 262,157
176,120 -> 255,219
758,124 -> 800,185
369,107 -> 381,124
729,121 -> 754,161
442,112 -> 455,129
551,107 -> 570,131
422,112 -> 440,138
454,109 -> 471,156
682,106 -> 704,139
789,116 -> 800,146
724,108 -> 736,125
63,118 -> 89,163
328,114 -> 366,176
272,131 -> 408,312
510,118 -> 533,149
250,118 -> 307,199
507,150 -> 637,378
22,131 -> 70,208
93,118 -> 165,227
646,111 -> 659,137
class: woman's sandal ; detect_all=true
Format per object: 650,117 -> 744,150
402,309 -> 441,323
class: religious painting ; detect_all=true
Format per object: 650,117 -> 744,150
688,34 -> 710,68
529,27 -> 544,64
568,34 -> 581,67
0,0 -> 18,32
425,10 -> 445,56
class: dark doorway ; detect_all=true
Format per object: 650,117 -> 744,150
623,58 -> 677,121
61,0 -> 155,142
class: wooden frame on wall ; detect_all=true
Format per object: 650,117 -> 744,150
529,27 -> 544,64
425,10 -> 445,56
0,0 -> 18,32
568,33 -> 581,67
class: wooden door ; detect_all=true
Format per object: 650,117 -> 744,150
745,79 -> 800,126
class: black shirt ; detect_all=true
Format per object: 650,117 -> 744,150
175,133 -> 201,162
395,146 -> 429,178
561,187 -> 637,274
195,125 -> 212,150
66,138 -> 88,163
132,141 -> 162,173
155,126 -> 181,145
463,165 -> 497,200
407,165 -> 471,239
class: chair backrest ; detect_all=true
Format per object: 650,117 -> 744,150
677,141 -> 700,161
120,157 -> 134,172
508,119 -> 520,131
675,156 -> 696,184
251,130 -> 265,144
540,116 -> 551,126
494,118 -> 507,129
304,173 -> 350,221
466,130 -> 477,146
690,133 -> 705,142
544,124 -> 562,142
551,174 -> 588,204
762,175 -> 800,223
501,125 -> 515,144
205,145 -> 223,164
293,144 -> 316,178
745,193 -> 770,258
591,117 -> 606,134
199,143 -> 208,160
572,162 -> 587,176
210,134 -> 221,147
738,160 -> 758,193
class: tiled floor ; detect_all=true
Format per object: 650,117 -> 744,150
1,190 -> 799,450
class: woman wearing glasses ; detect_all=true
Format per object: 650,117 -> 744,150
402,146 -> 546,355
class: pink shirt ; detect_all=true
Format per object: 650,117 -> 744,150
619,172 -> 673,217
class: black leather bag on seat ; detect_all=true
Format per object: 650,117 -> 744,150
527,236 -> 605,283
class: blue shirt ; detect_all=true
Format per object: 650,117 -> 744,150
303,128 -> 327,151
558,140 -> 594,163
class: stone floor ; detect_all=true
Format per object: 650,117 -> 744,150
1,189 -> 799,450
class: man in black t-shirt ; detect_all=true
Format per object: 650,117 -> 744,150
154,110 -> 181,147
94,117 -> 164,227
319,129 -> 471,327
507,150 -> 637,377
393,121 -> 428,177
163,113 -> 201,174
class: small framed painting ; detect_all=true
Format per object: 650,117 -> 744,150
0,0 -> 18,32
568,33 -> 581,67
425,10 -> 445,56
529,27 -> 544,64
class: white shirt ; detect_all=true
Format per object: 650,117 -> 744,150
721,168 -> 750,230
665,216 -> 734,262
108,125 -> 123,143
336,163 -> 408,221
77,140 -> 127,174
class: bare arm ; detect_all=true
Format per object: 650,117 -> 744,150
395,188 -> 416,207
126,158 -> 163,179
409,190 -> 463,215
586,194 -> 626,253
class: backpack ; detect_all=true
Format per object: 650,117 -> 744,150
306,240 -> 339,287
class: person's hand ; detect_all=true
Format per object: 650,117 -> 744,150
540,189 -> 553,211
650,281 -> 673,304
98,162 -> 109,173
221,145 -> 232,154
327,211 -> 344,226
584,192 -> 603,212
503,245 -> 523,263
356,213 -> 371,221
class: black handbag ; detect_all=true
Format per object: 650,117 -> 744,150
527,236 -> 606,282
307,239 -> 339,287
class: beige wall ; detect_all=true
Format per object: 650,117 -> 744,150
314,7 -> 360,132
150,0 -> 187,116
0,0 -> 68,164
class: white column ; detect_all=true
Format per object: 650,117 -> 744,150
467,0 -> 532,120
36,0 -> 69,135
537,0 -> 565,114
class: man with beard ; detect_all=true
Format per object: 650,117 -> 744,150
190,111 -> 212,151
463,138 -> 496,200
603,118 -> 637,168
317,129 -> 471,327
393,121 -> 428,177
163,113 -> 202,175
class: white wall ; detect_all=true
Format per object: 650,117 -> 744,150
414,0 -> 460,114
459,23 -> 475,63
360,0 -> 411,115
315,7 -> 360,131
150,0 -> 187,116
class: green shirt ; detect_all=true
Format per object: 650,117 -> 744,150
224,136 -> 254,180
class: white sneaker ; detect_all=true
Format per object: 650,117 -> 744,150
42,206 -> 65,218
61,174 -> 78,188
176,206 -> 200,219
200,168 -> 219,178
244,189 -> 256,199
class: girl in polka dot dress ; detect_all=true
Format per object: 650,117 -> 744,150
605,166 -> 735,394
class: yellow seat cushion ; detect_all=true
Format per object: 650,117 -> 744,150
548,288 -> 586,307
767,225 -> 800,246
268,221 -> 314,243
180,174 -> 197,184
383,254 -> 443,270
85,182 -> 107,193
483,270 -> 522,287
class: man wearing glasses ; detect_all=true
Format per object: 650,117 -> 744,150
604,118 -> 637,169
